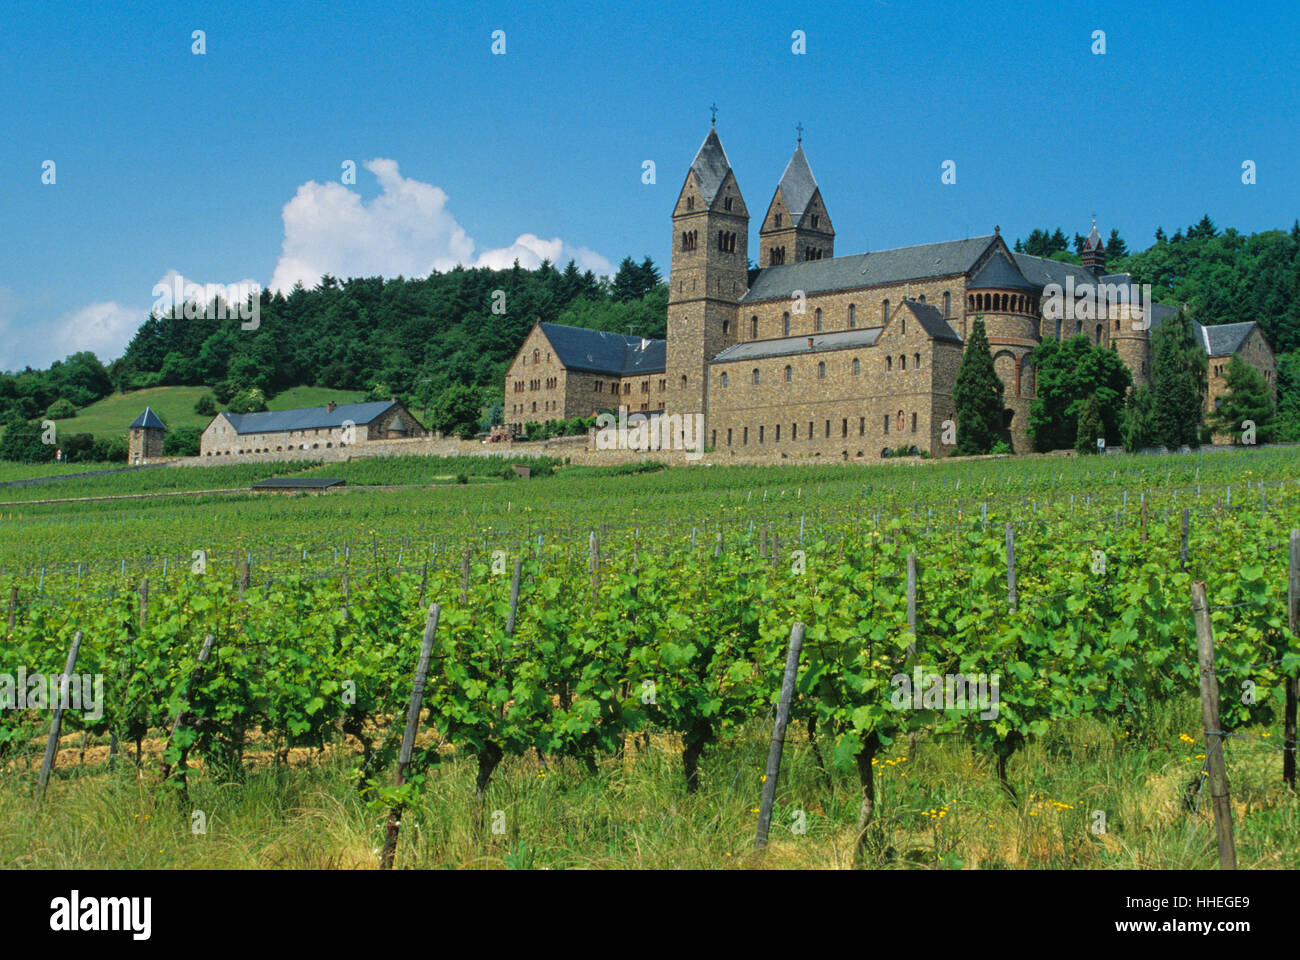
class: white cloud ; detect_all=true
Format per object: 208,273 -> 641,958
270,158 -> 611,291
1,300 -> 143,370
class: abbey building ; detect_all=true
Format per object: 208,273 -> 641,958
504,123 -> 1276,456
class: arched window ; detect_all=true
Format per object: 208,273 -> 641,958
751,316 -> 758,339
900,355 -> 906,370
723,319 -> 729,335
774,213 -> 782,228
849,304 -> 856,327
918,294 -> 926,303
720,372 -> 728,387
887,356 -> 893,371
752,368 -> 760,385
686,196 -> 694,210
783,312 -> 790,335
943,291 -> 951,316
784,365 -> 792,381
852,358 -> 860,375
1095,324 -> 1102,344
815,308 -> 822,331
897,410 -> 904,431
724,196 -> 733,211
914,353 -> 921,369
882,299 -> 890,322
817,361 -> 826,379
1075,320 -> 1083,335
968,294 -> 975,310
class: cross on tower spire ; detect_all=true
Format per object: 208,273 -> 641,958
710,103 -> 717,125
796,121 -> 804,144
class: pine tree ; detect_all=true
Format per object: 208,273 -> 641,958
1074,393 -> 1105,454
1049,228 -> 1068,253
953,317 -> 1005,454
1209,353 -> 1276,444
1105,229 -> 1127,259
1151,308 -> 1207,448
1154,226 -> 1167,244
1073,233 -> 1087,254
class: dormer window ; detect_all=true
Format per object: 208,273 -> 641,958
774,214 -> 783,228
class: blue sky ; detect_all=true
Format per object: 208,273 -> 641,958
2,0 -> 1297,371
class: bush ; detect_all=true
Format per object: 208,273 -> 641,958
46,398 -> 77,419
162,427 -> 203,457
61,432 -> 96,462
194,394 -> 217,417
0,420 -> 55,463
989,440 -> 1012,455
228,387 -> 268,414
92,435 -> 129,463
455,473 -> 469,484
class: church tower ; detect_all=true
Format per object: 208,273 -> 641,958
665,120 -> 749,439
759,132 -> 834,266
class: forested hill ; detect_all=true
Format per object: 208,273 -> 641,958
112,256 -> 667,415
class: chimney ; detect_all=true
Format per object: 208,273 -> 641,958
1081,219 -> 1105,274
327,401 -> 337,413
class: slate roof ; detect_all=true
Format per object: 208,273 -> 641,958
967,252 -> 1040,292
539,322 -> 666,376
1012,253 -> 1102,290
129,407 -> 167,430
898,300 -> 964,344
1084,221 -> 1103,251
221,401 -> 398,436
776,145 -> 818,223
743,236 -> 997,302
689,127 -> 732,207
710,328 -> 882,364
1201,321 -> 1256,356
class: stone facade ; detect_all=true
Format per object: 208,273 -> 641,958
199,400 -> 427,458
128,426 -> 164,462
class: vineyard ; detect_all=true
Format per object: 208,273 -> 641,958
1,448 -> 1298,869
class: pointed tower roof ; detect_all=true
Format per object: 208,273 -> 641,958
1084,219 -> 1103,251
129,407 -> 167,430
776,144 -> 819,224
689,126 -> 732,206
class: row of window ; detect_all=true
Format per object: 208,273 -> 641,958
520,349 -> 551,366
207,440 -> 344,456
717,353 -> 923,387
593,379 -> 667,394
727,293 -> 955,342
513,377 -> 555,392
969,292 -> 1038,314
714,411 -> 919,446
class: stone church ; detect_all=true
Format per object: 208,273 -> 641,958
505,122 -> 1276,456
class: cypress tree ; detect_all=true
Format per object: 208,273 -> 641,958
1074,393 -> 1105,454
1151,308 -> 1207,448
1121,386 -> 1159,452
1210,353 -> 1276,443
953,317 -> 1005,454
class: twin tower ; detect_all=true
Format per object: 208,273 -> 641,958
665,123 -> 833,432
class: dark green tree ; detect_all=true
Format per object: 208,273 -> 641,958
1105,229 -> 1127,259
953,317 -> 1004,454
1151,308 -> 1207,448
0,420 -> 55,463
1027,335 -> 1131,451
1121,386 -> 1159,452
1209,353 -> 1276,444
193,394 -> 217,417
1074,393 -> 1105,454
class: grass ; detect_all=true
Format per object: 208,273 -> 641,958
48,384 -> 370,440
3,698 -> 1296,869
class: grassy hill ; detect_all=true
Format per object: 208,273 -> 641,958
50,385 -> 369,439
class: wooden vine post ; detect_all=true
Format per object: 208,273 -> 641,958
906,552 -> 919,759
380,602 -> 441,870
755,622 -> 805,850
1190,581 -> 1236,869
38,630 -> 84,799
